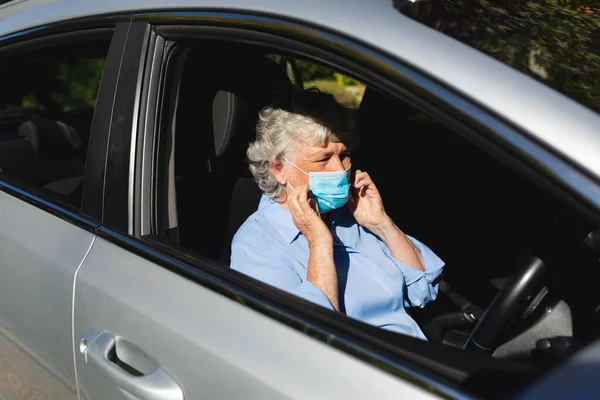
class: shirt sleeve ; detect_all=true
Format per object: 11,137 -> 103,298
381,235 -> 445,308
230,236 -> 335,311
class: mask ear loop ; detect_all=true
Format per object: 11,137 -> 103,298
283,158 -> 309,175
283,158 -> 323,212
284,175 -> 321,213
283,158 -> 309,192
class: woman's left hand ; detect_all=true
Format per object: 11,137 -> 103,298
348,170 -> 391,234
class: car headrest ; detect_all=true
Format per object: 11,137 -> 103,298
181,51 -> 294,161
212,90 -> 248,158
18,119 -> 82,160
213,56 -> 293,158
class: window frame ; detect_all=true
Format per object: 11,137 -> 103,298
92,10 -> 600,399
98,21 -> 153,233
0,19 -> 130,228
139,22 -> 600,224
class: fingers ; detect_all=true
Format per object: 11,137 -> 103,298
288,185 -> 326,241
288,184 -> 314,215
288,193 -> 301,215
352,170 -> 378,195
295,185 -> 316,214
353,169 -> 371,187
288,184 -> 306,213
300,187 -> 322,217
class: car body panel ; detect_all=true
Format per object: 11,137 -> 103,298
0,189 -> 95,400
518,340 -> 600,399
73,237 -> 439,400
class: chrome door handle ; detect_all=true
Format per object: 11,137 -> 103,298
81,331 -> 183,400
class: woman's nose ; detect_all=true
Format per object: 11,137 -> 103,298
329,156 -> 346,171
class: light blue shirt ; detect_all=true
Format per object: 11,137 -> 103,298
230,195 -> 445,340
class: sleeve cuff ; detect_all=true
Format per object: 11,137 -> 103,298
380,235 -> 444,285
378,235 -> 445,308
292,281 -> 336,311
402,235 -> 445,284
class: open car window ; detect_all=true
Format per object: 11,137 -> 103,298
136,31 -> 600,399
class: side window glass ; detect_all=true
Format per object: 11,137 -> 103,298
0,41 -> 110,208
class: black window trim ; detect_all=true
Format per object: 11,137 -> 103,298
101,10 -> 600,399
101,21 -> 152,232
81,22 -> 132,222
0,177 -> 97,231
0,18 -> 130,230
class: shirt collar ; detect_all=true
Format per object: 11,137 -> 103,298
259,195 -> 302,244
258,194 -> 359,246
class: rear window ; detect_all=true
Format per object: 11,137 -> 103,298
397,1 -> 600,114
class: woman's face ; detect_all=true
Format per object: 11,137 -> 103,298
286,140 -> 351,189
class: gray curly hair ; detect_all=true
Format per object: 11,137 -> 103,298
247,89 -> 356,199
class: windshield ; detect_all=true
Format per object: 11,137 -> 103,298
397,0 -> 600,114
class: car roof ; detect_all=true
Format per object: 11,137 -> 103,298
2,0 -> 600,180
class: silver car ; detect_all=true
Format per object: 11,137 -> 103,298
0,0 -> 599,399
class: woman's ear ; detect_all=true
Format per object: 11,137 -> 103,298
270,157 -> 287,185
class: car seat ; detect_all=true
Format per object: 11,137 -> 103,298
170,45 -> 294,262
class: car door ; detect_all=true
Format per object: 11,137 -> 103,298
0,21 -> 121,400
0,192 -> 94,400
75,236 -> 446,400
71,6 -> 600,399
67,1 -> 600,398
71,19 -> 447,400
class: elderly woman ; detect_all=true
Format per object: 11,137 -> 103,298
231,89 -> 444,340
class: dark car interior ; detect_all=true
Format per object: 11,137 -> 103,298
0,40 -> 109,208
149,41 -> 600,397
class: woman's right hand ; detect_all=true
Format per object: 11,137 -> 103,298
289,185 -> 338,310
288,184 -> 332,247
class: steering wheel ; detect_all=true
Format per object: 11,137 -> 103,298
463,253 -> 549,353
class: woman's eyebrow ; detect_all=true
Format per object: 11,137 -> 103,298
307,150 -> 333,160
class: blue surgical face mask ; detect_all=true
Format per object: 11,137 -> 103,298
284,158 -> 351,213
